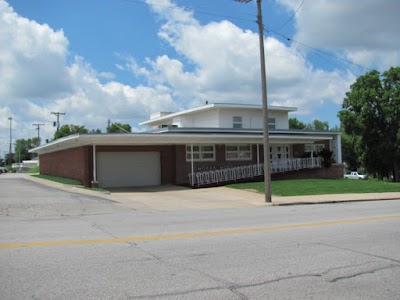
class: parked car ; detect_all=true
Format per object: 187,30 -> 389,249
0,167 -> 6,174
344,171 -> 368,180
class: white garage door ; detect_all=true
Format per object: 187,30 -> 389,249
97,152 -> 161,188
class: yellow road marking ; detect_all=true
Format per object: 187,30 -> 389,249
1,215 -> 399,249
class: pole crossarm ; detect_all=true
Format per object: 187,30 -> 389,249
32,123 -> 45,146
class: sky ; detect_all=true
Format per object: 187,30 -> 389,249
1,0 -> 400,155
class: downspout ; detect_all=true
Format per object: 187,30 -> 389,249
92,144 -> 98,187
191,143 -> 194,186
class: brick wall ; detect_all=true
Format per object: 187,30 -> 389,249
175,144 -> 263,185
39,146 -> 91,186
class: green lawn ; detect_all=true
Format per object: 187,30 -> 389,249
31,174 -> 82,185
228,179 -> 400,196
31,174 -> 109,192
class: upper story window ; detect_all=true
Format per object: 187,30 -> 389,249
233,116 -> 243,129
268,118 -> 276,129
226,144 -> 252,161
186,145 -> 215,161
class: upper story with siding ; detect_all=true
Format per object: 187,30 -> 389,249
140,103 -> 297,130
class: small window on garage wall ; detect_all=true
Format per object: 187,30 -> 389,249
226,144 -> 252,161
186,145 -> 215,161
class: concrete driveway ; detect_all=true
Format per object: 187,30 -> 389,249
107,185 -> 267,211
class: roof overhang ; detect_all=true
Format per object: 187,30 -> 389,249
30,132 -> 335,155
140,103 -> 298,126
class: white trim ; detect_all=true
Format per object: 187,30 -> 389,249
185,144 -> 216,162
30,133 -> 335,155
140,103 -> 297,126
225,144 -> 252,161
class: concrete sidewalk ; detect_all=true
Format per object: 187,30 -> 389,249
19,173 -> 400,211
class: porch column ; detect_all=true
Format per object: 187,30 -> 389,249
335,134 -> 342,163
310,144 -> 314,168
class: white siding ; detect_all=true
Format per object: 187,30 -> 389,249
173,110 -> 219,127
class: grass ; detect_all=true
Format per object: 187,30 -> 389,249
32,174 -> 82,186
228,179 -> 400,196
31,174 -> 109,193
26,166 -> 40,173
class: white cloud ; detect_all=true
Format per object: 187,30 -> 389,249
278,0 -> 400,70
141,0 -> 354,114
0,0 -> 176,145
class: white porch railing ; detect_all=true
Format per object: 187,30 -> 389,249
188,157 -> 321,187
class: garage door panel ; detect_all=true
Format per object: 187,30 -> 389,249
97,152 -> 161,187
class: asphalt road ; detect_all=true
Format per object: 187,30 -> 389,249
1,175 -> 400,299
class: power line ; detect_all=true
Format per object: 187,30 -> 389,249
264,25 -> 374,72
123,0 -> 372,73
274,0 -> 304,30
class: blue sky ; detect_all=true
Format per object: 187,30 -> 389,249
1,0 -> 400,152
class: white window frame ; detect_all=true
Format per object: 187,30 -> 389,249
268,118 -> 276,129
233,116 -> 243,129
225,144 -> 252,161
186,144 -> 216,162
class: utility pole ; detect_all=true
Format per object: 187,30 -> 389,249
51,112 -> 65,132
32,123 -> 45,146
235,0 -> 272,202
8,117 -> 12,167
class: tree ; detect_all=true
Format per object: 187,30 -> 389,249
289,118 -> 306,130
305,119 -> 329,131
107,123 -> 131,133
14,138 -> 39,162
89,129 -> 102,134
54,124 -> 89,140
289,118 -> 330,130
338,67 -> 400,181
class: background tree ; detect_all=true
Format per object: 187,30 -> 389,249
289,118 -> 306,129
14,138 -> 39,162
107,123 -> 131,133
54,124 -> 89,140
289,118 -> 330,131
338,67 -> 400,181
305,119 -> 329,131
89,129 -> 102,134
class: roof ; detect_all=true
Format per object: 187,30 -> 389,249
30,129 -> 339,155
139,103 -> 297,126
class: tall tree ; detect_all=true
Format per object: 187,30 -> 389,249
338,67 -> 400,181
107,123 -> 131,133
54,124 -> 89,140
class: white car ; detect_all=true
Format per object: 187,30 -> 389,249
344,172 -> 368,180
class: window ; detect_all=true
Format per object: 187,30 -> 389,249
304,144 -> 325,153
268,118 -> 276,129
233,116 -> 242,129
186,145 -> 215,161
226,144 -> 252,161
